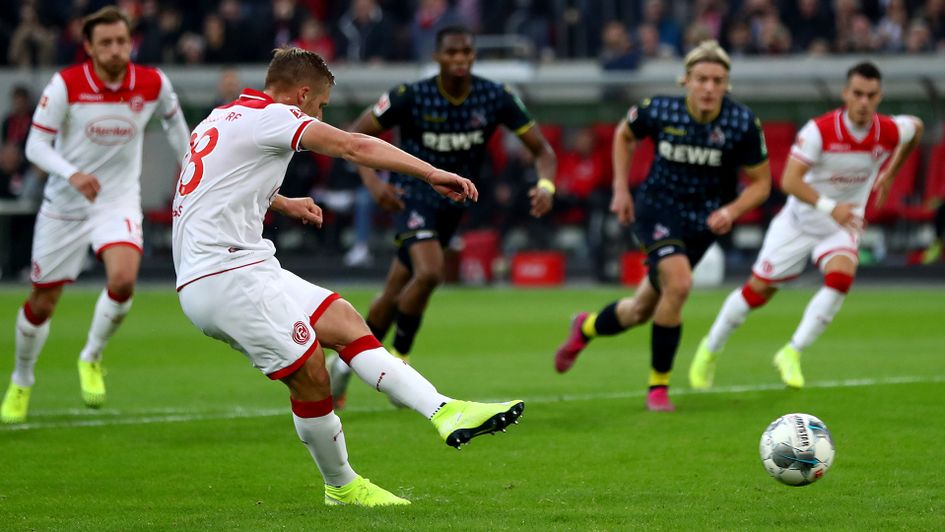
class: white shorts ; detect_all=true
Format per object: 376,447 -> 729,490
752,210 -> 859,283
31,205 -> 143,287
177,257 -> 340,379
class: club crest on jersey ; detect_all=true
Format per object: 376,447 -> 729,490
653,223 -> 670,240
292,321 -> 311,345
128,94 -> 145,112
373,92 -> 391,116
709,127 -> 726,146
871,146 -> 888,160
407,210 -> 426,230
469,110 -> 486,128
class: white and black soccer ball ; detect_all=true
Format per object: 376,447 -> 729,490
759,413 -> 835,486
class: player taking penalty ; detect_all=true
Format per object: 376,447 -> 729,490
688,61 -> 923,390
553,41 -> 771,411
172,48 -> 524,507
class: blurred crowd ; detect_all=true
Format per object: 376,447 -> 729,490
2,0 -> 944,69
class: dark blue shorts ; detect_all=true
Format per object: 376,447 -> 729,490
632,213 -> 716,290
393,202 -> 465,270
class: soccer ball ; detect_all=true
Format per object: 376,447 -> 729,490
759,413 -> 835,486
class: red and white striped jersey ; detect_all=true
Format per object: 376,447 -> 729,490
171,89 -> 315,290
787,108 -> 916,234
26,61 -> 184,216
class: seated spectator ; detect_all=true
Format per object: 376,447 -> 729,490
784,0 -> 835,53
904,18 -> 935,52
0,143 -> 41,280
637,23 -> 676,59
555,127 -> 610,279
836,13 -> 880,52
203,13 -> 241,64
335,0 -> 397,63
291,17 -> 335,61
9,4 -> 55,68
642,0 -> 682,53
2,86 -> 32,150
600,20 -> 639,71
205,68 -> 242,115
923,0 -> 945,49
725,19 -> 756,56
876,0 -> 909,52
411,0 -> 462,60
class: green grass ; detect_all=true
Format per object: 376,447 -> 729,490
0,284 -> 943,530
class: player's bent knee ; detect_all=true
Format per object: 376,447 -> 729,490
824,271 -> 854,294
661,275 -> 693,301
413,267 -> 444,289
741,282 -> 771,308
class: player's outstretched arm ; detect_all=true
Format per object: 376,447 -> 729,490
270,194 -> 323,227
708,160 -> 771,235
610,120 -> 637,226
518,126 -> 557,218
301,120 -> 477,203
874,116 -> 924,208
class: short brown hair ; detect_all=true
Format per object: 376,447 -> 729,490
82,6 -> 131,42
264,48 -> 335,90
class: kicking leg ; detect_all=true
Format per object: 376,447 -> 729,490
315,297 -> 524,449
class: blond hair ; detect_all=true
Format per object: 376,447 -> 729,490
678,40 -> 731,86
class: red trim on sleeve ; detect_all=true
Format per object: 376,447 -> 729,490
268,339 -> 319,380
292,120 -> 314,151
31,122 -> 58,134
339,335 -> 383,364
290,396 -> 333,418
95,241 -> 143,261
308,292 -> 341,327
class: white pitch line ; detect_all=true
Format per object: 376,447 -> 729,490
3,374 -> 944,432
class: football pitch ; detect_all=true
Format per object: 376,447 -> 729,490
0,284 -> 942,530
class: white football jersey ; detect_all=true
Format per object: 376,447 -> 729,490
28,61 -> 182,216
786,109 -> 916,234
172,89 -> 316,290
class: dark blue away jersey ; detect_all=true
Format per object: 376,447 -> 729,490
370,75 -> 535,208
626,95 -> 768,231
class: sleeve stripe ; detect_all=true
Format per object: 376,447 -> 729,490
789,150 -> 814,166
31,122 -> 58,134
292,120 -> 315,151
513,120 -> 536,136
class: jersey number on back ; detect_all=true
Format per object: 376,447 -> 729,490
179,128 -> 219,196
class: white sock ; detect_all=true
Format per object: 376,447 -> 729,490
293,412 -> 358,487
349,347 -> 450,418
791,287 -> 845,351
12,307 -> 50,388
79,289 -> 133,363
706,288 -> 752,353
